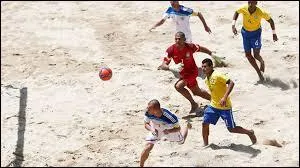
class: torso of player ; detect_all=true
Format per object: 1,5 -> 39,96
168,44 -> 198,75
164,5 -> 193,40
238,5 -> 270,31
145,108 -> 179,131
205,71 -> 232,109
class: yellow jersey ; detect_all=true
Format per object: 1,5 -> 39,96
205,71 -> 232,110
237,5 -> 271,31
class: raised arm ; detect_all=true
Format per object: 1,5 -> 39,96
266,18 -> 278,41
149,19 -> 166,32
197,11 -> 211,33
232,11 -> 239,35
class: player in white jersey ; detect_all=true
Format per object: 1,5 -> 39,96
139,99 -> 191,167
149,1 -> 211,43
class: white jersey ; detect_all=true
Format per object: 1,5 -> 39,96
144,108 -> 183,144
163,5 -> 197,43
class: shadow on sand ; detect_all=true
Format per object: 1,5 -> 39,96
208,143 -> 261,158
256,76 -> 298,91
6,87 -> 27,167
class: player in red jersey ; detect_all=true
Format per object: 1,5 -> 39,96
158,31 -> 213,114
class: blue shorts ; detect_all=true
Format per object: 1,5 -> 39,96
203,105 -> 236,128
241,27 -> 262,52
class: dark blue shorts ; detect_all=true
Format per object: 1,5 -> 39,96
241,27 -> 262,52
203,105 -> 236,128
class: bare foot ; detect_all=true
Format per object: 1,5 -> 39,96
249,130 -> 257,144
189,102 -> 199,114
186,122 -> 192,129
258,74 -> 265,84
263,139 -> 282,147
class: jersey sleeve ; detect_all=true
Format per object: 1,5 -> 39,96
162,7 -> 172,20
166,46 -> 173,58
217,73 -> 230,85
236,5 -> 246,15
189,43 -> 201,53
181,6 -> 193,16
191,11 -> 198,16
260,8 -> 271,20
163,110 -> 179,128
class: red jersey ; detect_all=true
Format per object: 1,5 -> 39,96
166,43 -> 200,77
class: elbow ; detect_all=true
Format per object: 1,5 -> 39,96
231,81 -> 235,88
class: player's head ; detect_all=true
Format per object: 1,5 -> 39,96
147,99 -> 162,116
175,31 -> 186,46
170,1 -> 180,9
202,58 -> 214,76
248,1 -> 257,9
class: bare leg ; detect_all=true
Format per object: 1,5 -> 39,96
202,123 -> 210,146
190,84 -> 211,101
180,122 -> 191,144
140,143 -> 154,167
175,79 -> 198,113
245,51 -> 264,81
228,126 -> 257,144
253,49 -> 265,72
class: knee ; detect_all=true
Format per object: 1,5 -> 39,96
144,143 -> 154,152
245,53 -> 252,59
174,84 -> 183,91
202,123 -> 209,130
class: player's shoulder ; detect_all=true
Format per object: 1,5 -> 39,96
186,42 -> 196,48
145,111 -> 155,119
162,108 -> 175,116
167,44 -> 177,51
165,6 -> 174,13
180,5 -> 193,12
212,70 -> 223,78
213,71 -> 230,80
162,108 -> 178,119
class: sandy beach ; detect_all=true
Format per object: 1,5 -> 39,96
1,1 -> 299,167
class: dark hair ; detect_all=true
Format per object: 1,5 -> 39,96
202,58 -> 213,67
175,31 -> 186,41
148,99 -> 160,108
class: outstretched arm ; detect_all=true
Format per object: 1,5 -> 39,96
163,126 -> 181,134
158,57 -> 171,70
197,12 -> 211,33
144,122 -> 158,136
149,19 -> 166,32
267,18 -> 278,42
232,11 -> 239,35
220,79 -> 234,107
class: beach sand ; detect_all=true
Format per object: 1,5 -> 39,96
1,1 -> 299,166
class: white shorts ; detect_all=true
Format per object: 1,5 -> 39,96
145,131 -> 184,144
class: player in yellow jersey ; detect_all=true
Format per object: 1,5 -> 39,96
232,1 -> 278,82
201,58 -> 257,146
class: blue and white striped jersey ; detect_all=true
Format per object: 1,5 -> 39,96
144,108 -> 180,130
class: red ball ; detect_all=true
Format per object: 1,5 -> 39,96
99,67 -> 112,81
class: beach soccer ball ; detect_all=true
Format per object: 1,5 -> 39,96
99,67 -> 112,81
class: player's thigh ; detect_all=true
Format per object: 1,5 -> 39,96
174,79 -> 186,90
203,106 -> 220,125
241,28 -> 251,52
220,109 -> 236,129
